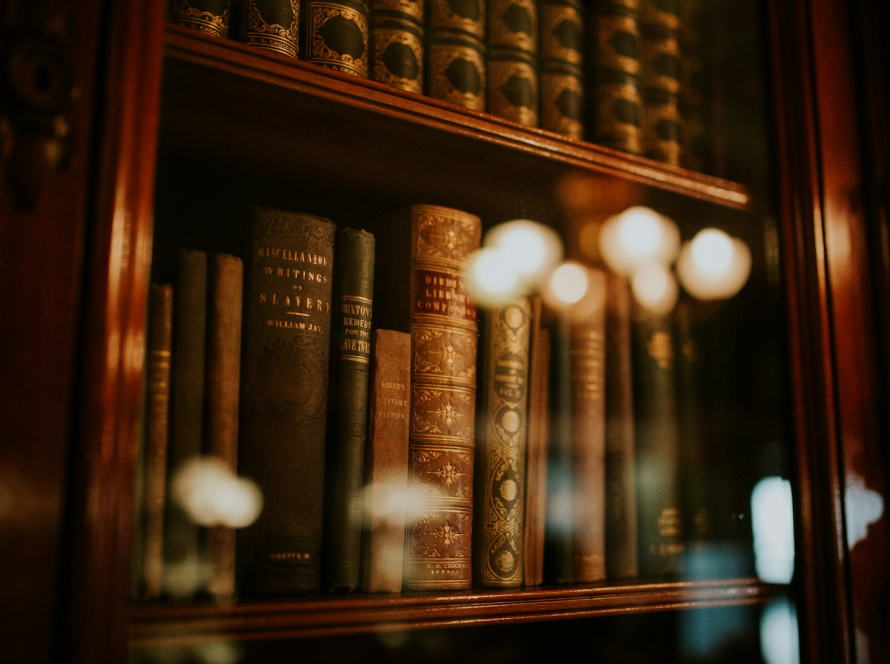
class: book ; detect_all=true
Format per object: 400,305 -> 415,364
404,204 -> 481,591
640,0 -> 682,165
235,0 -> 301,59
539,0 -> 584,138
170,0 -> 233,38
487,0 -> 539,126
473,297 -> 531,588
203,253 -> 244,599
360,329 -> 412,593
677,0 -> 712,172
237,207 -> 336,596
369,0 -> 425,93
142,283 -> 174,600
324,227 -> 376,592
426,0 -> 487,110
301,0 -> 370,77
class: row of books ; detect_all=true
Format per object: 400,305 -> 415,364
137,202 -> 716,601
169,0 -> 727,172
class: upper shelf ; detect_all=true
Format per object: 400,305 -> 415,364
160,25 -> 752,212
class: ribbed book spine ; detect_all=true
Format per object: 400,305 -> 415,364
236,0 -> 301,59
237,207 -> 335,596
474,297 -> 531,588
640,0 -> 681,165
539,0 -> 584,138
324,228 -> 376,592
405,204 -> 481,591
426,0 -> 487,110
170,0 -> 233,37
370,0 -> 424,92
302,0 -> 370,77
487,0 -> 538,126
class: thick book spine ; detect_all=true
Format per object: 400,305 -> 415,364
640,0 -> 681,165
370,0 -> 425,92
569,268 -> 606,583
473,297 -> 531,588
405,204 -> 481,591
487,0 -> 538,126
324,228 -> 376,592
539,0 -> 584,138
163,249 -> 206,597
237,207 -> 336,596
361,329 -> 411,593
302,0 -> 370,77
204,253 -> 244,600
235,0 -> 301,59
143,283 -> 174,600
170,0 -> 232,38
604,272 -> 638,580
426,0 -> 487,110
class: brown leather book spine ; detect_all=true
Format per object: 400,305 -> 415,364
426,0 -> 487,110
237,207 -> 335,596
361,329 -> 412,592
569,268 -> 607,583
473,297 -> 531,588
539,0 -> 584,138
370,0 -> 424,93
204,253 -> 243,600
405,204 -> 481,591
487,0 -> 539,126
170,0 -> 232,38
301,0 -> 370,77
235,0 -> 301,59
143,283 -> 174,600
640,0 -> 681,165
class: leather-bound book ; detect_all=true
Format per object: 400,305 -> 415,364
361,329 -> 411,593
370,0 -> 424,93
677,0 -> 712,172
204,253 -> 243,600
302,0 -> 370,77
143,283 -> 174,600
234,0 -> 301,59
640,0 -> 681,165
237,207 -> 336,596
170,0 -> 233,38
487,0 -> 538,126
473,297 -> 531,588
539,0 -> 584,138
426,0 -> 487,110
324,228 -> 375,592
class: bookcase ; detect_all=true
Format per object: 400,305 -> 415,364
0,0 -> 888,662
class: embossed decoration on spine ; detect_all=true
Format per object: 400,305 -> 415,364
474,298 -> 531,587
640,0 -> 681,165
370,0 -> 424,92
426,0 -> 487,110
488,0 -> 538,126
539,0 -> 584,138
406,204 -> 481,591
302,0 -> 370,77
239,0 -> 301,59
170,0 -> 232,38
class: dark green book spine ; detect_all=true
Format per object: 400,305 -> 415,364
487,0 -> 539,126
539,0 -> 584,138
237,207 -> 336,596
235,0 -> 301,59
170,0 -> 233,38
324,228 -> 376,592
370,0 -> 425,93
302,0 -> 370,77
426,0 -> 487,110
640,0 -> 681,165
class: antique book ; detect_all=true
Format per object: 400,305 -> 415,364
473,297 -> 531,588
523,297 -> 549,586
369,0 -> 424,92
539,0 -> 584,138
170,0 -> 232,38
640,0 -> 681,165
234,0 -> 301,59
426,0 -> 487,110
677,0 -> 712,172
237,207 -> 336,596
142,283 -> 174,600
203,253 -> 243,599
163,249 -> 206,597
324,228 -> 376,592
604,272 -> 638,580
301,0 -> 370,77
360,329 -> 411,593
487,0 -> 538,126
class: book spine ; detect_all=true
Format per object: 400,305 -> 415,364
370,0 -> 425,93
236,0 -> 301,59
569,268 -> 606,583
163,249 -> 206,597
302,0 -> 371,77
539,0 -> 584,139
143,283 -> 174,600
426,0 -> 487,110
325,228 -> 376,592
677,0 -> 711,172
591,0 -> 643,154
170,0 -> 233,38
473,297 -> 531,588
640,0 -> 681,165
204,253 -> 244,600
487,0 -> 539,126
405,204 -> 481,591
604,272 -> 638,580
237,207 -> 336,596
361,329 -> 412,592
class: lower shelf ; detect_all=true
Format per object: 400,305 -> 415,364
128,578 -> 777,647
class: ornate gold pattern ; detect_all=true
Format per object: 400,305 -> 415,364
371,29 -> 423,93
540,4 -> 583,65
647,330 -> 673,369
245,0 -> 300,59
489,0 -> 537,52
596,14 -> 641,76
428,44 -> 486,111
429,0 -> 485,38
488,60 -> 538,126
170,0 -> 230,38
306,2 -> 369,77
541,71 -> 583,139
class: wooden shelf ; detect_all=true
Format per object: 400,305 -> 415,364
129,578 -> 777,647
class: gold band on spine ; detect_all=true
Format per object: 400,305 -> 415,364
171,0 -> 232,38
243,0 -> 300,59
